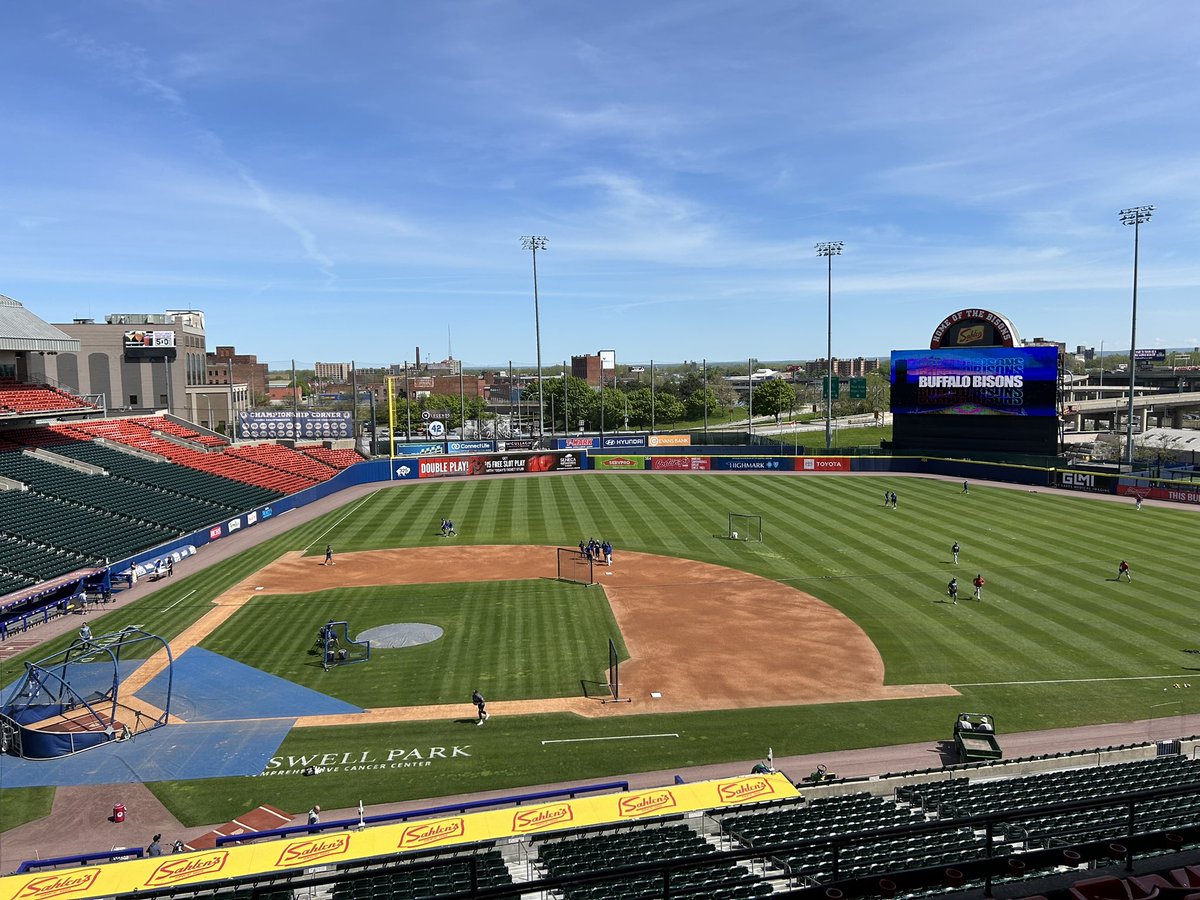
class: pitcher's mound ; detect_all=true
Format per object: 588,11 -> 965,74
357,623 -> 444,648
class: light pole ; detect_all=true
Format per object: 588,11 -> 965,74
521,236 -> 548,444
815,241 -> 843,451
1119,206 -> 1153,469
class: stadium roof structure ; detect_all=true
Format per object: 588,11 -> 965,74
0,295 -> 81,353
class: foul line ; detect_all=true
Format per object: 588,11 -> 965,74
541,733 -> 680,745
304,490 -> 382,553
160,590 -> 196,613
952,675 -> 1183,688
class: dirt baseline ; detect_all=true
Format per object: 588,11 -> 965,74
228,545 -> 954,724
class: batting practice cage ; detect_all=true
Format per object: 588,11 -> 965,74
320,620 -> 371,672
728,512 -> 763,543
557,547 -> 595,586
0,626 -> 171,760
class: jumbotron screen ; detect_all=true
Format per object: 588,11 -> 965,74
890,347 -> 1058,416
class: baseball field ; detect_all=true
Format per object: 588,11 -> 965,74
3,470 -> 1199,830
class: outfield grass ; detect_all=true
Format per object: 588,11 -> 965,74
5,471 -> 1200,829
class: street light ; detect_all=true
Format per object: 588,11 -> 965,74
521,235 -> 548,444
1119,206 -> 1153,469
815,241 -> 844,451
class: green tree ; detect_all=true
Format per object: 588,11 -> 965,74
525,376 -> 596,432
750,379 -> 797,423
653,392 -> 685,424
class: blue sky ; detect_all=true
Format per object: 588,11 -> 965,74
2,1 -> 1197,368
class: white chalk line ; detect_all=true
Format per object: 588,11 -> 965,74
304,490 -> 383,554
160,590 -> 196,613
953,674 -> 1184,688
541,733 -> 680,745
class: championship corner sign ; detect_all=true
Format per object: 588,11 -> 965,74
238,410 -> 353,440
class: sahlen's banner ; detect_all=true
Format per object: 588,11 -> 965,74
0,774 -> 795,899
238,410 -> 353,439
650,456 -> 711,471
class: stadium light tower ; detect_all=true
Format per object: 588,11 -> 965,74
815,241 -> 844,450
521,236 -> 548,444
1119,206 -> 1153,469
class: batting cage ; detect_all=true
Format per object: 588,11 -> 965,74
556,547 -> 595,586
728,512 -> 763,543
319,620 -> 371,672
0,626 -> 172,760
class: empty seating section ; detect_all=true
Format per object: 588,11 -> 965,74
151,417 -> 228,448
0,489 -> 174,565
300,445 -> 366,469
68,417 -> 333,493
229,442 -> 338,480
0,381 -> 97,416
0,450 -> 231,533
721,792 -> 980,883
330,849 -> 512,899
897,756 -> 1200,848
537,823 -> 769,899
44,437 -> 280,509
0,420 -> 366,593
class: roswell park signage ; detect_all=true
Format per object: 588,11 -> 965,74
257,745 -> 472,777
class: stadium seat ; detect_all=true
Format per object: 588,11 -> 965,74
1070,875 -> 1134,900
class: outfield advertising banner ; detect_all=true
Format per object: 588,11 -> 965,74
418,452 -> 581,479
799,457 -> 852,472
594,455 -> 647,470
447,440 -> 495,454
238,411 -> 353,440
1057,470 -> 1118,494
648,433 -> 692,446
650,456 -> 711,471
713,457 -> 793,472
1118,484 -> 1200,505
890,346 -> 1059,416
0,774 -> 795,899
601,434 -> 647,449
557,436 -> 600,450
394,441 -> 445,457
498,439 -> 535,451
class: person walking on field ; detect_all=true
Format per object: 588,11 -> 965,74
947,578 -> 959,605
884,490 -> 890,507
1135,495 -> 1143,511
962,480 -> 969,494
472,689 -> 489,725
973,573 -> 985,601
324,545 -> 333,566
952,541 -> 960,565
890,491 -> 898,509
1118,560 -> 1132,582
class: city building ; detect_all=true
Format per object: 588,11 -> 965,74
208,346 -> 269,401
30,310 -> 209,417
314,361 -> 352,381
